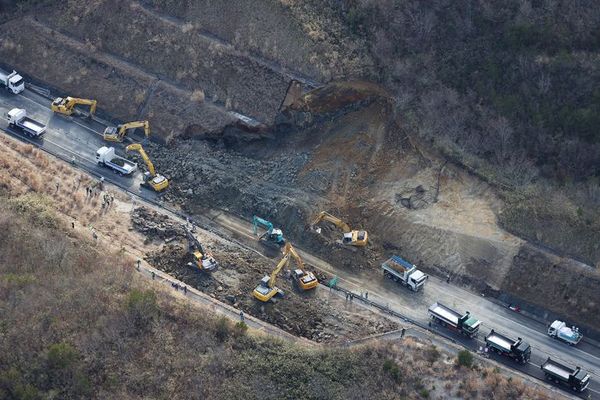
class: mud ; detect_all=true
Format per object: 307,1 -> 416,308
134,207 -> 398,342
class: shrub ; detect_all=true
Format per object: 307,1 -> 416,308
47,342 -> 78,370
9,193 -> 58,228
382,358 -> 401,382
456,350 -> 474,368
215,316 -> 232,342
125,289 -> 159,331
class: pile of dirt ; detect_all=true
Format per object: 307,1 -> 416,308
131,207 -> 184,241
135,206 -> 398,342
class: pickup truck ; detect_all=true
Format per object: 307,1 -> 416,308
428,302 -> 481,338
485,329 -> 531,364
541,357 -> 590,392
95,146 -> 137,175
7,108 -> 46,137
0,70 -> 24,94
382,255 -> 427,291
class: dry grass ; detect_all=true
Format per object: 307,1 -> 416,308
0,134 -> 559,399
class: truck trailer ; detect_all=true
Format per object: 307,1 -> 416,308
7,108 -> 46,137
541,357 -> 590,392
485,329 -> 531,364
547,320 -> 583,346
95,146 -> 137,176
428,302 -> 481,338
382,255 -> 427,292
0,70 -> 24,94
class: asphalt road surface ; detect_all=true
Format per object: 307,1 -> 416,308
0,86 -> 598,399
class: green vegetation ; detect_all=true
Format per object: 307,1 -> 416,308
457,350 -> 475,369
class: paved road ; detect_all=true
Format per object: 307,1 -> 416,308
0,86 -> 597,398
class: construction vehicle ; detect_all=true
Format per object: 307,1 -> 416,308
382,256 -> 428,292
51,96 -> 97,117
286,243 -> 318,291
103,120 -> 150,142
541,357 -> 590,392
428,302 -> 481,338
183,225 -> 217,272
125,143 -> 169,192
253,243 -> 292,302
311,211 -> 368,247
252,216 -> 285,247
548,320 -> 583,346
0,70 -> 24,94
485,329 -> 531,364
95,146 -> 137,175
7,108 -> 46,137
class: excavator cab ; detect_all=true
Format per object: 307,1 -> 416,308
342,230 -> 368,247
312,211 -> 368,247
253,251 -> 289,302
182,225 -> 217,272
252,216 -> 285,247
51,96 -> 97,117
104,120 -> 150,143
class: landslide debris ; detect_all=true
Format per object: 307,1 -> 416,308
133,206 -> 398,342
131,207 -> 184,241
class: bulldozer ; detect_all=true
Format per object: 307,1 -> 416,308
311,211 -> 368,247
51,96 -> 97,117
125,143 -> 169,192
103,120 -> 150,142
183,225 -> 217,272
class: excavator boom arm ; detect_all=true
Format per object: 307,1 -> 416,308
269,252 -> 290,288
125,143 -> 156,176
287,244 -> 305,270
118,121 -> 150,140
312,211 -> 351,232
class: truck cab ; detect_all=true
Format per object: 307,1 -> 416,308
1,70 -> 25,94
408,269 -> 427,291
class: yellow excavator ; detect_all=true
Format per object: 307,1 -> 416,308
287,244 -> 318,291
104,120 -> 150,142
253,243 -> 318,302
311,211 -> 368,247
51,96 -> 97,117
182,225 -> 218,272
125,143 -> 169,191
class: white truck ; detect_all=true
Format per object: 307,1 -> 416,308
0,70 -> 25,94
7,108 -> 46,137
548,320 -> 583,346
382,255 -> 428,291
95,146 -> 137,176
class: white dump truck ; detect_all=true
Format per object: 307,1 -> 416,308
428,302 -> 481,338
548,320 -> 583,346
95,146 -> 137,176
0,70 -> 25,94
382,255 -> 428,291
7,108 -> 46,137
